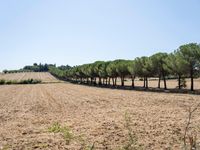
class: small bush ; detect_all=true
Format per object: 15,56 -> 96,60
31,79 -> 42,84
48,122 -> 73,144
5,80 -> 13,84
19,79 -> 42,84
0,79 -> 5,85
48,122 -> 63,133
0,79 -> 42,85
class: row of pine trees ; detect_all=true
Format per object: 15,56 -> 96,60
50,43 -> 200,91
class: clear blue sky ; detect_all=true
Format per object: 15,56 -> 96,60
0,0 -> 200,71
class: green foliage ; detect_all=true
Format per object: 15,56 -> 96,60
23,63 -> 52,72
5,80 -> 16,84
48,122 -> 73,144
48,66 -> 67,79
2,42 -> 200,90
19,79 -> 42,84
165,52 -> 189,76
3,63 -> 71,74
58,65 -> 71,71
0,79 -> 5,85
127,60 -> 136,76
55,43 -> 200,90
106,61 -> 118,78
134,57 -> 152,77
0,79 -> 41,85
177,43 -> 200,90
178,43 -> 200,67
149,52 -> 168,76
115,60 -> 129,77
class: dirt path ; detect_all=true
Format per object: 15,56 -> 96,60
0,83 -> 200,149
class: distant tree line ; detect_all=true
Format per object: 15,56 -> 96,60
49,43 -> 200,91
3,63 -> 71,74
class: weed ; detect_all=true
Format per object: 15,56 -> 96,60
1,144 -> 11,150
183,102 -> 200,150
88,142 -> 95,150
48,122 -> 73,144
183,103 -> 200,150
120,112 -> 143,150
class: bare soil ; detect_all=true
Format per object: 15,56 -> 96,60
0,73 -> 200,150
0,72 -> 59,83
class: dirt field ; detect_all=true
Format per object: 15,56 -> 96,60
0,73 -> 200,149
0,72 -> 59,83
123,78 -> 200,90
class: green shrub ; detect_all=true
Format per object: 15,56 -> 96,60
0,79 -> 42,85
48,122 -> 63,133
19,79 -> 42,84
0,79 -> 5,85
48,122 -> 73,144
31,79 -> 42,84
5,80 -> 13,84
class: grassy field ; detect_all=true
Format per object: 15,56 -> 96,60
0,73 -> 200,149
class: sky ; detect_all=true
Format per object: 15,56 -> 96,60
0,0 -> 200,71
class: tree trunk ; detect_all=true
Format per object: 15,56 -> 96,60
103,78 -> 105,85
121,76 -> 124,86
86,78 -> 89,84
158,75 -> 161,88
143,77 -> 145,87
112,78 -> 115,86
99,77 -> 102,85
115,77 -> 117,86
105,78 -> 108,85
90,77 -> 93,84
190,68 -> 194,91
108,77 -> 110,85
163,72 -> 167,90
146,77 -> 148,88
178,75 -> 181,89
131,76 -> 135,88
94,78 -> 96,85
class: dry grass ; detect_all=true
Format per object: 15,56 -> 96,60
0,73 -> 200,149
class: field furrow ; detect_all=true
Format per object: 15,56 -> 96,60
0,73 -> 200,149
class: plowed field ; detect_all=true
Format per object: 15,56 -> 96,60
0,73 -> 200,149
0,72 -> 59,83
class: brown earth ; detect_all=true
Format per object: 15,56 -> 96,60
123,78 -> 200,90
0,72 -> 59,83
0,73 -> 200,150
